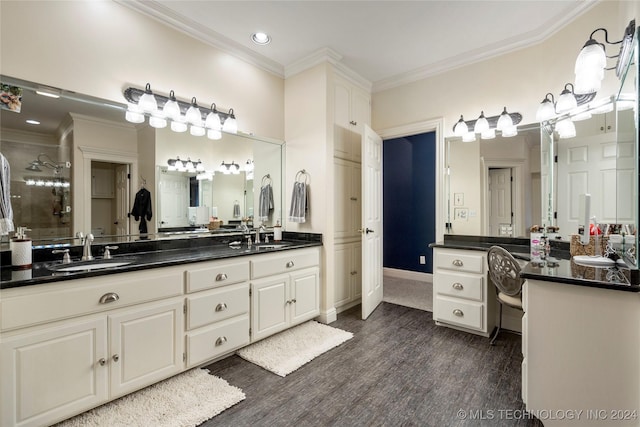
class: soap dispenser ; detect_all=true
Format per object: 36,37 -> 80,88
10,227 -> 32,269
273,220 -> 282,242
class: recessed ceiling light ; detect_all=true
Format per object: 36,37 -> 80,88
251,32 -> 271,45
26,119 -> 41,125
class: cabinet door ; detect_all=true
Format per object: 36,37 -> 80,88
334,243 -> 353,308
91,167 -> 115,198
334,159 -> 361,240
352,242 -> 362,300
251,274 -> 289,342
109,299 -> 184,398
290,267 -> 320,325
0,318 -> 108,427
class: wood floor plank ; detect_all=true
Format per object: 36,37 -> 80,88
202,302 -> 542,426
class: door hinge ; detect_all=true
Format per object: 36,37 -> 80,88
554,155 -> 558,163
249,327 -> 252,336
554,211 -> 558,219
183,352 -> 186,362
183,304 -> 187,314
127,173 -> 131,179
249,288 -> 252,297
510,176 -> 513,182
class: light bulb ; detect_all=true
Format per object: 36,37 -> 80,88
556,118 -> 576,139
185,97 -> 202,126
481,128 -> 496,140
171,118 -> 188,133
556,85 -> 578,114
207,129 -> 222,140
137,83 -> 158,113
453,115 -> 468,136
502,125 -> 518,138
462,132 -> 476,142
125,103 -> 145,124
149,111 -> 167,129
536,96 -> 556,122
163,90 -> 181,121
473,111 -> 489,134
205,104 -> 221,130
496,107 -> 513,131
222,109 -> 237,134
190,125 -> 205,137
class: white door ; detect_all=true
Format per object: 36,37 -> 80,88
489,168 -> 512,236
361,125 -> 383,320
158,172 -> 189,227
115,164 -> 130,236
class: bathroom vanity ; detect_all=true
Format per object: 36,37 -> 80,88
0,234 -> 321,427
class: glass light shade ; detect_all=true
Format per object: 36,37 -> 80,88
205,111 -> 221,130
556,91 -> 577,114
556,118 -> 576,139
496,108 -> 513,131
185,98 -> 203,125
138,84 -> 158,113
190,125 -> 205,137
222,116 -> 238,134
163,92 -> 181,121
149,113 -> 167,129
125,109 -> 145,124
481,128 -> 496,139
462,132 -> 476,142
453,115 -> 468,136
574,70 -> 603,95
207,129 -> 222,140
170,119 -> 188,133
196,161 -> 205,172
575,40 -> 606,76
219,162 -> 228,173
501,125 -> 518,138
473,112 -> 489,134
536,99 -> 556,122
231,163 -> 240,175
245,160 -> 254,172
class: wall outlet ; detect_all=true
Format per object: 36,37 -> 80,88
419,255 -> 426,265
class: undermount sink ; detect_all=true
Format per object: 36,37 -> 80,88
572,255 -> 615,267
255,242 -> 292,249
48,259 -> 134,273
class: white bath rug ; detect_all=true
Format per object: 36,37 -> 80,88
53,368 -> 245,427
237,320 -> 353,377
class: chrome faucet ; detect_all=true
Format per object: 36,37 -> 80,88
77,232 -> 95,261
255,224 -> 267,243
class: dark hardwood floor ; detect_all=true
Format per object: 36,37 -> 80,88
202,302 -> 542,427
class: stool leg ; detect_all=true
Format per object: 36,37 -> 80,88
490,302 -> 503,346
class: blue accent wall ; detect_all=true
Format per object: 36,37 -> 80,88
383,132 -> 436,273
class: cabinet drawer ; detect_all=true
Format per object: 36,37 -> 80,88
1,267 -> 184,331
434,271 -> 483,301
251,248 -> 320,279
435,250 -> 484,274
186,260 -> 250,293
186,316 -> 249,367
186,283 -> 249,330
434,296 -> 483,330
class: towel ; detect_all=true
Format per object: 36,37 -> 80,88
0,153 -> 14,235
233,201 -> 241,218
288,181 -> 308,223
258,184 -> 273,221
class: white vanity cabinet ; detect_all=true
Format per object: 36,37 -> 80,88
184,259 -> 251,367
432,248 -> 495,337
0,267 -> 185,427
522,279 -> 640,426
250,248 -> 320,342
333,75 -> 371,163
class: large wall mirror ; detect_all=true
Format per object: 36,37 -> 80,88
0,75 -> 284,246
444,127 -> 542,238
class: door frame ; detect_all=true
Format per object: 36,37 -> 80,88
481,158 -> 524,237
77,145 -> 137,237
376,118 -> 445,240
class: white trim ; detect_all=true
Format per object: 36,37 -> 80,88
317,308 -> 337,324
376,117 -> 446,242
383,267 -> 432,283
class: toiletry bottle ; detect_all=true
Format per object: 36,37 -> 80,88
274,220 -> 282,241
10,227 -> 33,269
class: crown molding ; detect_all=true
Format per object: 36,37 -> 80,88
114,0 -> 284,78
373,0 -> 599,93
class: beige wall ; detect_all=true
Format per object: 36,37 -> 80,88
0,1 -> 284,140
372,1 -> 632,136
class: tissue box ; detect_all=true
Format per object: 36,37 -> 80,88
570,234 -> 609,256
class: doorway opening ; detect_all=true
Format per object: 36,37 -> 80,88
90,161 -> 130,238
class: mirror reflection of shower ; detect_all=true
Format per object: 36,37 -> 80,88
25,153 -> 66,173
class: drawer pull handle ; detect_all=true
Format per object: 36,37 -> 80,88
286,261 -> 295,268
99,292 -> 119,304
215,303 -> 228,312
215,336 -> 228,346
112,354 -> 120,362
453,309 -> 464,317
286,299 -> 297,305
98,358 -> 107,366
452,282 -> 464,290
452,259 -> 464,267
216,273 -> 228,281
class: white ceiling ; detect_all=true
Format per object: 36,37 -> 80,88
121,0 -> 597,91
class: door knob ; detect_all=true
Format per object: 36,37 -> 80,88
357,228 -> 374,234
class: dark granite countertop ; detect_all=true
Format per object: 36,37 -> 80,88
430,234 -> 639,291
1,232 -> 322,290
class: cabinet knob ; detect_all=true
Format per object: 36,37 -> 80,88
350,271 -> 358,275
98,358 -> 107,366
216,273 -> 228,281
112,354 -> 120,362
600,126 -> 605,131
99,292 -> 120,304
452,282 -> 464,290
291,298 -> 297,303
215,336 -> 228,346
215,302 -> 228,312
452,259 -> 464,267
349,120 -> 357,126
286,261 -> 295,268
453,309 -> 464,317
